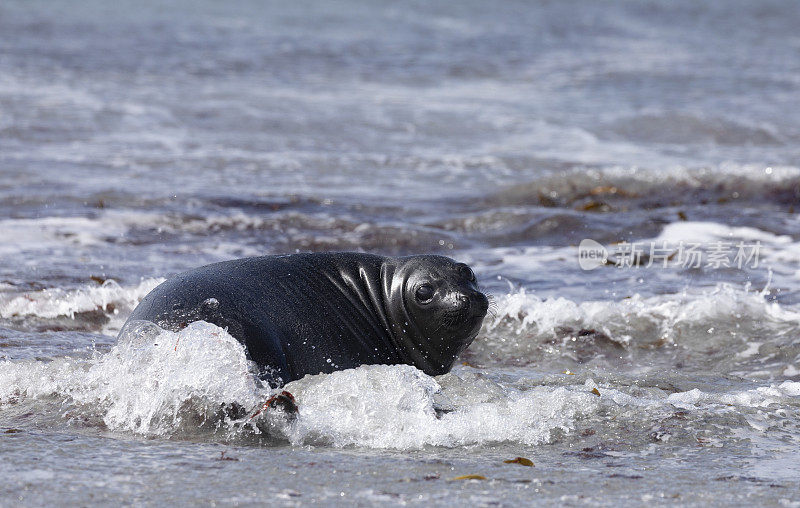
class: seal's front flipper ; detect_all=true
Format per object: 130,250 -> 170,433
250,390 -> 298,420
266,391 -> 299,414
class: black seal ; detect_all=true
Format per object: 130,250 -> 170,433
121,252 -> 489,387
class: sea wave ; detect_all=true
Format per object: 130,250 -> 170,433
473,284 -> 800,377
484,164 -> 800,212
1,318 -> 798,450
0,278 -> 163,334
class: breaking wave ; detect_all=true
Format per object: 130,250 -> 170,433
472,284 -> 800,378
0,278 -> 164,334
1,290 -> 798,450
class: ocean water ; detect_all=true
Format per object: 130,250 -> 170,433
2,0 -> 800,505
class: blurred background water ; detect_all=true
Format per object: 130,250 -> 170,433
1,0 -> 800,505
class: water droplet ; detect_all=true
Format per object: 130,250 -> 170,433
202,298 -> 219,310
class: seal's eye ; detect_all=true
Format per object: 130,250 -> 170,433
415,283 -> 435,302
459,265 -> 476,282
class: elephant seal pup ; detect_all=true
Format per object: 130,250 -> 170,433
121,252 -> 489,387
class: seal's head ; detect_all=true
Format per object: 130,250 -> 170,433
384,255 -> 489,376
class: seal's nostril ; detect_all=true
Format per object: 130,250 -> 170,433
473,292 -> 489,314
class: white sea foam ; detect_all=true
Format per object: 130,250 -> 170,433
492,281 -> 800,336
0,321 -> 596,446
281,365 -> 597,448
0,318 -> 797,449
656,221 -> 793,245
476,283 -> 800,374
0,278 -> 164,324
667,381 -> 800,409
0,321 -> 262,435
0,211 -> 162,254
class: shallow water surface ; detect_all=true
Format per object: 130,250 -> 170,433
1,0 -> 800,505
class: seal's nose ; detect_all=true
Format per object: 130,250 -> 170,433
456,291 -> 488,317
472,291 -> 489,316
